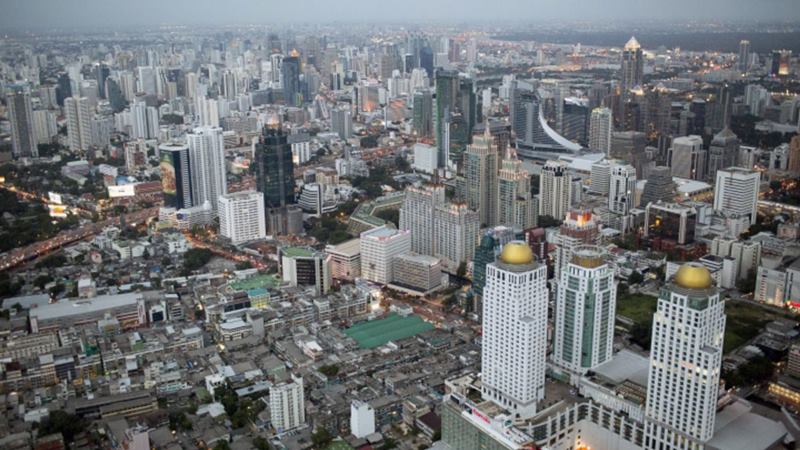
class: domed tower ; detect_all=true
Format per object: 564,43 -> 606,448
481,241 -> 547,419
645,262 -> 725,448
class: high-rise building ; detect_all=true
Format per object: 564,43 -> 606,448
610,131 -> 648,176
739,40 -> 751,73
196,96 -> 220,128
714,167 -> 760,225
6,89 -> 37,158
790,136 -> 800,175
281,54 -> 301,107
589,107 -> 613,154
771,50 -> 792,77
218,191 -> 266,245
331,105 -> 353,140
399,184 -> 446,256
159,143 -> 193,210
187,127 -> 227,213
670,135 -> 706,180
435,69 -> 475,168
64,96 -> 92,152
640,166 -> 675,207
124,140 -> 148,174
254,124 -> 295,210
136,66 -> 157,96
360,226 -> 411,285
539,160 -> 572,220
552,210 -> 601,277
434,203 -> 480,273
644,202 -> 697,245
481,241 -> 547,419
412,89 -> 433,138
589,160 -> 612,195
510,80 -> 582,156
708,128 -> 740,180
609,163 -> 637,215
621,37 -> 644,92
280,247 -> 331,296
554,246 -> 616,374
645,263 -> 724,449
32,110 -> 57,145
497,149 -> 536,230
270,374 -> 305,433
744,84 -> 770,117
464,131 -> 498,227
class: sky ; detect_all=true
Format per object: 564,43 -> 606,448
1,0 -> 800,29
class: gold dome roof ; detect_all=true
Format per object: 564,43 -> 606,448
673,263 -> 713,289
499,241 -> 534,265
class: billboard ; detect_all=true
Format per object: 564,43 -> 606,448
160,152 -> 177,207
48,204 -> 68,218
108,184 -> 136,198
48,192 -> 63,205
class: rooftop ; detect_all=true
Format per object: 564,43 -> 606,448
229,274 -> 282,291
282,246 -> 315,258
344,313 -> 434,349
29,292 -> 144,321
326,238 -> 361,257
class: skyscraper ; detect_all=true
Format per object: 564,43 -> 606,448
270,374 -> 306,433
714,167 -> 760,225
64,96 -> 92,153
254,124 -> 295,210
497,149 -> 536,230
609,163 -> 637,215
412,89 -> 433,138
539,160 -> 572,220
621,36 -> 644,92
218,191 -> 266,245
464,131 -> 498,227
640,166 -> 675,207
789,135 -> 800,175
435,69 -> 475,168
434,203 -> 480,273
331,105 -> 353,140
360,226 -> 412,285
739,40 -> 751,73
553,246 -> 616,374
281,54 -> 301,107
481,241 -> 547,419
399,184 -> 446,256
670,135 -> 706,180
159,143 -> 193,209
6,89 -> 37,158
708,128 -> 740,181
645,263 -> 724,449
187,127 -> 227,213
589,107 -> 613,154
552,210 -> 601,278
196,96 -> 220,128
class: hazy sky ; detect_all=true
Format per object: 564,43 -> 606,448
2,0 -> 800,28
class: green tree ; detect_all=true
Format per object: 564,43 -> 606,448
213,441 -> 231,450
37,411 -> 87,443
456,261 -> 467,279
34,274 -> 53,289
183,248 -> 213,271
311,428 -> 334,448
253,436 -> 273,450
375,208 -> 399,227
628,271 -> 644,285
319,364 -> 340,377
737,269 -> 757,294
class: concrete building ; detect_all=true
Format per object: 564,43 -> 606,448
270,375 -> 305,433
497,150 -> 536,230
670,135 -> 706,180
391,253 -> 442,294
589,160 -> 611,195
539,160 -> 572,220
481,242 -> 548,419
554,246 -> 616,375
552,210 -> 601,279
413,143 -> 438,174
218,191 -> 266,245
187,127 -> 227,213
644,202 -> 697,246
434,203 -> 480,274
399,184 -> 446,256
325,239 -> 361,282
280,247 -> 331,296
29,293 -> 147,334
640,166 -> 675,207
589,107 -> 613,154
7,89 -> 38,158
609,163 -> 637,215
713,167 -> 760,225
464,130 -> 498,227
65,96 -> 92,152
360,226 -> 412,285
351,400 -> 376,439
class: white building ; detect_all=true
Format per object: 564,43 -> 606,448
434,203 -> 480,273
554,246 -> 616,375
188,127 -> 227,213
670,135 -> 706,180
360,226 -> 411,285
589,107 -> 613,154
399,184 -> 446,256
218,191 -> 266,245
589,159 -> 611,195
645,263 -> 725,449
196,96 -> 220,128
270,374 -> 305,433
539,160 -> 573,220
65,96 -> 92,152
714,167 -> 760,225
481,242 -> 548,419
32,109 -> 58,145
325,239 -> 361,281
609,163 -> 637,215
350,400 -> 376,439
413,143 -> 438,174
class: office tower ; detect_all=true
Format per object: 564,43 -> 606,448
714,167 -> 760,225
644,202 -> 697,245
739,40 -> 751,72
159,143 -> 193,209
434,203 -> 480,273
640,166 -> 675,207
589,107 -> 612,154
789,136 -> 800,174
708,128 -> 740,180
771,50 -> 792,77
32,110 -> 57,145
644,263 -> 724,449
554,246 -> 616,374
497,149 -> 536,230
221,70 -> 238,100
392,253 -> 442,293
56,72 -> 72,106
670,135 -> 706,180
609,163 -> 637,215
281,55 -> 301,107
118,71 -> 136,102
481,241 -> 547,419
7,89 -> 38,158
196,96 -> 220,128
589,160 -> 611,195
105,78 -> 126,112
130,99 -> 148,139
187,127 -> 227,213
610,130 -> 647,175
464,131 -> 498,227
95,64 -> 110,98
124,139 -> 148,173
561,99 -> 588,145
399,184 -> 446,256
269,375 -> 305,433
136,66 -> 157,95
412,143 -> 437,174
331,105 -> 353,139
435,69 -> 475,168
360,226 -> 411,285
744,84 -> 770,117
90,116 -> 113,149
65,96 -> 92,152
254,124 -> 295,210
280,247 -> 331,296
218,191 -> 266,245
539,160 -> 572,220
552,210 -> 601,277
621,36 -> 644,92
412,89 -> 433,138
510,80 -> 581,155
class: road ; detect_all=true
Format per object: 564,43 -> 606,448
0,207 -> 158,272
183,233 -> 270,271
